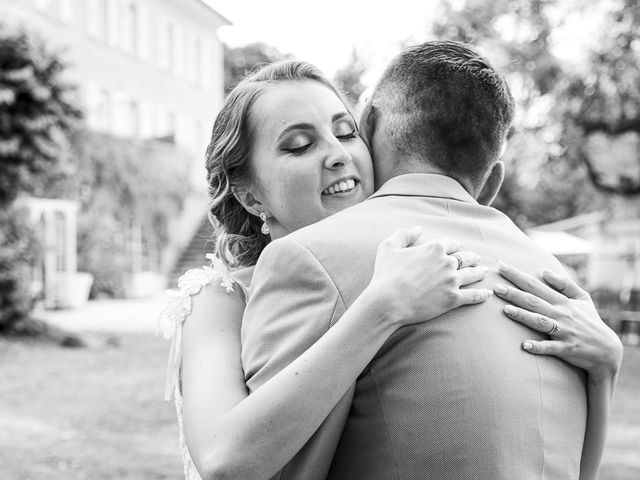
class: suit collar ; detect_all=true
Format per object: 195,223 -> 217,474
370,173 -> 478,204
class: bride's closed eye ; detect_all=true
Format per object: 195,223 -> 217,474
281,133 -> 313,156
334,120 -> 358,141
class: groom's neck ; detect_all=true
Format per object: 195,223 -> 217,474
374,157 -> 476,196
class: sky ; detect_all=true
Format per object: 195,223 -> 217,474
203,0 -> 610,85
204,0 -> 441,81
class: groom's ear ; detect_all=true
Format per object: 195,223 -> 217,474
476,161 -> 505,206
358,97 -> 377,153
232,187 -> 264,217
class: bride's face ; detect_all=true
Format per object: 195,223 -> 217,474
248,80 -> 374,237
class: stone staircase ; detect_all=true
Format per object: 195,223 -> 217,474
169,217 -> 216,288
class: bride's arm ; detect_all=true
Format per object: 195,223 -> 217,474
181,229 -> 492,480
492,264 -> 623,480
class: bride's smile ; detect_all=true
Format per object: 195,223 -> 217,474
321,176 -> 359,196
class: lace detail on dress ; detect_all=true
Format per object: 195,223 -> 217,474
157,255 -> 239,480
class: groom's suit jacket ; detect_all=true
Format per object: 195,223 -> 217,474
241,173 -> 587,480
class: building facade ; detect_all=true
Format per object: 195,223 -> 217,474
2,0 -> 229,301
2,0 -> 228,178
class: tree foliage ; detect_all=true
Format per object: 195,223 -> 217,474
334,48 -> 368,106
561,0 -> 640,195
0,25 -> 81,207
431,0 -> 631,227
223,42 -> 284,92
43,130 -> 191,298
0,206 -> 39,333
0,25 -> 79,331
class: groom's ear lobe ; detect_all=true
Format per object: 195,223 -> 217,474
232,187 -> 264,217
476,161 -> 505,206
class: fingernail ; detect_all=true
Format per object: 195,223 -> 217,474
498,261 -> 510,273
522,341 -> 533,351
504,305 -> 517,315
494,283 -> 508,295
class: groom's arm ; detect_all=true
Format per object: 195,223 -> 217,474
241,236 -> 353,480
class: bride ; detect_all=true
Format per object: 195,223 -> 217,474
159,60 -> 623,480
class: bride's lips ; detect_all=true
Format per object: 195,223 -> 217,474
321,176 -> 360,197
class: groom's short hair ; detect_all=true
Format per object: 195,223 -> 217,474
372,40 -> 514,185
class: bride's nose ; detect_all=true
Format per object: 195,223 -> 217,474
324,138 -> 351,169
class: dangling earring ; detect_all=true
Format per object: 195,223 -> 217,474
259,212 -> 270,235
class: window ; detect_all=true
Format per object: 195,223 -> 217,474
199,40 -> 211,87
156,110 -> 175,143
34,0 -> 58,17
87,0 -> 109,39
94,88 -> 111,131
158,21 -> 174,71
194,37 -> 202,83
34,0 -> 72,22
127,100 -> 140,137
54,211 -> 67,273
124,2 -> 139,54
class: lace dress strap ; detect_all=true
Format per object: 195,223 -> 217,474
157,254 -> 236,401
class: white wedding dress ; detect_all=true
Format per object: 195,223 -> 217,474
157,254 -> 253,480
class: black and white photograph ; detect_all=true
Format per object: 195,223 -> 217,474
0,0 -> 638,479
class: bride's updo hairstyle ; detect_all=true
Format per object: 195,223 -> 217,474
206,60 -> 353,268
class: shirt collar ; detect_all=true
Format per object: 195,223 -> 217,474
369,173 -> 478,204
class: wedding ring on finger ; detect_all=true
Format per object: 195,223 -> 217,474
546,319 -> 560,336
451,252 -> 464,270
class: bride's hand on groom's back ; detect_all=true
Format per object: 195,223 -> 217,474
366,227 -> 493,329
493,263 -> 623,381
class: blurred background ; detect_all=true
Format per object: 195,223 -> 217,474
0,0 -> 638,479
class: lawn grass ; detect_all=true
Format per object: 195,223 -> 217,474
0,333 -> 638,479
0,333 -> 182,480
599,345 -> 640,480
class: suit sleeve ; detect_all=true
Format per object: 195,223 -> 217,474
241,237 -> 353,480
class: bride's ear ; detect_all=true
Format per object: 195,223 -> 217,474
476,161 -> 505,206
232,187 -> 264,217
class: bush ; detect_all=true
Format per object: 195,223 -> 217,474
0,25 -> 79,331
0,25 -> 80,206
0,205 -> 40,331
67,131 -> 190,298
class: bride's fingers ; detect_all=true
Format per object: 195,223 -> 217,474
380,226 -> 424,250
457,265 -> 488,286
497,262 -> 565,305
521,339 -> 563,356
437,238 -> 464,255
449,251 -> 480,269
456,288 -> 493,306
493,281 -> 556,317
541,269 -> 588,300
502,305 -> 562,336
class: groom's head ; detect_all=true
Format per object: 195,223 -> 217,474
362,40 -> 514,200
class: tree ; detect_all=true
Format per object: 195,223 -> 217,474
0,25 -> 80,332
0,26 -> 80,206
224,42 -> 284,92
431,0 -> 614,227
560,0 -> 640,195
334,48 -> 368,106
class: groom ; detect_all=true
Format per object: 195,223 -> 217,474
241,41 -> 587,479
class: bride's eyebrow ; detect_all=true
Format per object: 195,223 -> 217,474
276,123 -> 314,141
332,112 -> 351,123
